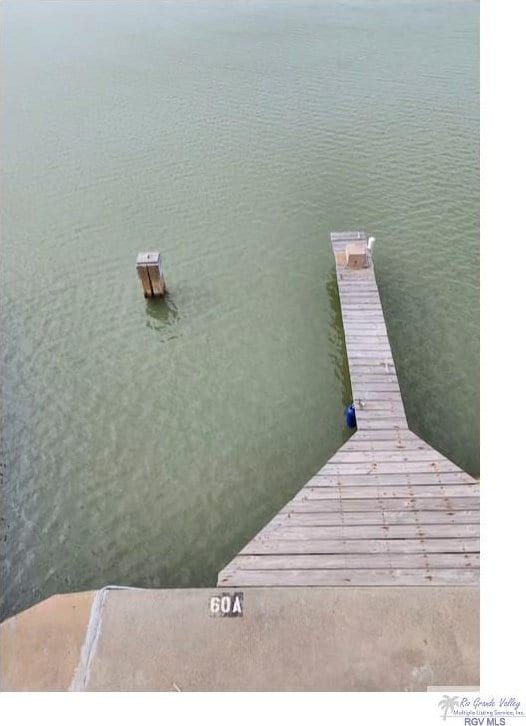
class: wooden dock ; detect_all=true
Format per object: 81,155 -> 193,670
218,232 -> 479,587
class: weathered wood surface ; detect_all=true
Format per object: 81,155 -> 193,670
217,232 -> 479,587
238,538 -> 480,555
305,472 -> 475,486
303,484 -> 479,499
136,251 -> 166,297
219,569 -> 479,587
136,265 -> 153,298
148,265 -> 166,296
222,553 -> 479,570
271,510 -> 479,526
247,523 -> 479,541
288,497 -> 479,511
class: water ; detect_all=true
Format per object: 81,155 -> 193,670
0,0 -> 479,619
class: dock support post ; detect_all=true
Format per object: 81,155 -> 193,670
136,251 -> 166,298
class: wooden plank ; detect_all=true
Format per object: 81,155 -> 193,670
339,289 -> 381,297
218,568 -> 479,587
341,305 -> 383,312
347,353 -> 395,362
343,310 -> 384,315
351,383 -> 401,392
352,388 -> 403,398
273,511 -> 479,526
352,390 -> 402,400
340,298 -> 383,304
348,358 -> 398,369
342,306 -> 384,312
335,278 -> 377,284
354,408 -> 407,420
354,398 -> 410,416
306,472 -> 476,486
350,365 -> 397,373
340,293 -> 382,298
136,265 -> 153,297
330,231 -> 368,241
338,282 -> 379,287
319,461 -> 462,475
350,376 -> 401,386
336,280 -> 378,286
351,395 -> 404,405
343,314 -> 385,321
347,337 -> 391,346
348,353 -> 395,362
341,299 -> 382,305
345,328 -> 389,337
352,395 -> 404,406
302,485 -> 479,499
356,422 -> 409,431
239,537 -> 480,556
354,405 -> 406,416
355,412 -> 408,423
346,348 -> 392,357
148,265 -> 165,296
337,438 -> 428,451
342,315 -> 387,322
329,450 -> 455,464
288,497 -> 479,512
352,395 -> 404,407
345,324 -> 388,333
259,523 -> 479,540
352,378 -> 399,387
336,274 -> 377,280
350,429 -> 415,439
340,301 -> 383,307
341,309 -> 384,317
353,406 -> 406,417
223,553 -> 479,570
340,292 -> 381,299
343,318 -> 386,326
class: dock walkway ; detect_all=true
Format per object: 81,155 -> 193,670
218,232 -> 479,587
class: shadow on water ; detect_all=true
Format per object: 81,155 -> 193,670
144,294 -> 180,341
326,268 -> 353,439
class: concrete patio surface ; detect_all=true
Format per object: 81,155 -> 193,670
1,586 -> 479,691
0,591 -> 95,691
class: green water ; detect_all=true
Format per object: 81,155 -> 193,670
0,0 -> 479,619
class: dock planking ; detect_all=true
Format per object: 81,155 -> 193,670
218,231 -> 479,587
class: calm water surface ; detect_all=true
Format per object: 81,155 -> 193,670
1,0 -> 479,618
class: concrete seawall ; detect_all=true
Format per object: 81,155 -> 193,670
1,586 -> 479,691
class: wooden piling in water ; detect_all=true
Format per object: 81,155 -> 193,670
136,251 -> 166,298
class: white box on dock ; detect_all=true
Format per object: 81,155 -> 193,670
345,241 -> 368,269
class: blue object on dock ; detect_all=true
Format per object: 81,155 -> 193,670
345,404 -> 356,429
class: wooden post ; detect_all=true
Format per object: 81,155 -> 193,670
136,251 -> 166,298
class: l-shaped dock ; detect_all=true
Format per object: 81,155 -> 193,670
0,231 -> 480,691
218,231 -> 480,587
